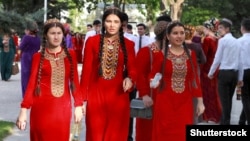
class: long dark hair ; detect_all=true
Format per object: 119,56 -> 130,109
35,19 -> 75,96
98,7 -> 128,78
159,21 -> 197,91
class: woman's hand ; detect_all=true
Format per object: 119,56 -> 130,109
238,81 -> 244,87
150,73 -> 162,88
16,108 -> 27,130
150,78 -> 160,88
123,77 -> 133,92
207,74 -> 213,79
74,106 -> 83,123
142,95 -> 153,107
196,98 -> 205,117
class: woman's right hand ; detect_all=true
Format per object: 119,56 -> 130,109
16,108 -> 27,130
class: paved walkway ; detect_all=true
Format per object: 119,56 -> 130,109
0,62 -> 243,141
0,63 -> 86,141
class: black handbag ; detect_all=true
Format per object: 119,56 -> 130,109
130,47 -> 153,119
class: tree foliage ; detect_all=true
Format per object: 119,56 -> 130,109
183,0 -> 250,36
181,6 -> 219,26
1,0 -> 250,36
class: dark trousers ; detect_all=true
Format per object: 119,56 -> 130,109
218,70 -> 238,125
239,108 -> 246,125
128,88 -> 137,141
241,69 -> 250,125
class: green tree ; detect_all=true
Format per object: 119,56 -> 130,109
181,6 -> 219,26
183,0 -> 250,36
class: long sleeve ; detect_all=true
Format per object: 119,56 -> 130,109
208,39 -> 223,76
80,35 -> 96,101
135,47 -> 152,97
69,50 -> 83,107
190,51 -> 202,97
125,38 -> 137,83
81,30 -> 96,57
21,53 -> 41,108
19,35 -> 28,51
195,43 -> 206,64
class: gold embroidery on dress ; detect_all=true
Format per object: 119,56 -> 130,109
168,50 -> 188,93
101,38 -> 119,80
44,49 -> 67,97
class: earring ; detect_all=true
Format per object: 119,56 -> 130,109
168,44 -> 171,48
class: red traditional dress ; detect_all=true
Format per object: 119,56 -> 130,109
200,36 -> 222,123
80,35 -> 136,141
21,48 -> 82,141
135,43 -> 157,141
72,35 -> 83,63
149,49 -> 202,141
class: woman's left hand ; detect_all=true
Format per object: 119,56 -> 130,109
196,98 -> 205,116
123,77 -> 133,92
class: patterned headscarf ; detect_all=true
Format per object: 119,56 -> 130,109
195,25 -> 204,36
184,25 -> 195,40
154,21 -> 169,36
203,17 -> 219,32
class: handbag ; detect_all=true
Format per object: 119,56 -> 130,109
130,98 -> 152,119
130,47 -> 153,119
12,62 -> 19,75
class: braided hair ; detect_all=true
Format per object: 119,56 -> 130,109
159,21 -> 197,91
35,19 -> 75,96
98,7 -> 128,78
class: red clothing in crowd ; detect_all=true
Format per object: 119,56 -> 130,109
72,34 -> 84,63
200,36 -> 222,123
13,34 -> 19,47
21,49 -> 82,141
135,44 -> 157,141
80,35 -> 136,141
149,49 -> 202,141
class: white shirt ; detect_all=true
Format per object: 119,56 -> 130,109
124,32 -> 137,54
237,33 -> 250,80
82,30 -> 99,57
134,35 -> 154,54
208,33 -> 241,79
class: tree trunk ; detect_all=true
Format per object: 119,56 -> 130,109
169,0 -> 184,21
160,0 -> 168,14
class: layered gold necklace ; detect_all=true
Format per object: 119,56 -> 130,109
101,37 -> 120,80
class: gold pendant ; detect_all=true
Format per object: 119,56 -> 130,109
107,45 -> 114,49
54,57 -> 59,61
175,58 -> 183,64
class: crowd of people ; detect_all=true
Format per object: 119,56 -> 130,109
0,5 -> 248,141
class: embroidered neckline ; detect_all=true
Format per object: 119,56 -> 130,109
45,47 -> 65,61
44,48 -> 67,97
168,50 -> 188,93
101,37 -> 120,79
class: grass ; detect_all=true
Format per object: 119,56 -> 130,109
0,120 -> 15,141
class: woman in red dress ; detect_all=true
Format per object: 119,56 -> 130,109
135,21 -> 169,141
80,8 -> 136,141
16,18 -> 83,141
200,18 -> 222,123
149,21 -> 205,141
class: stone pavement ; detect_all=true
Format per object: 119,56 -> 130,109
0,62 -> 243,141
